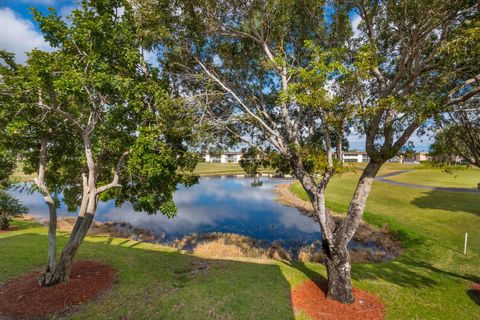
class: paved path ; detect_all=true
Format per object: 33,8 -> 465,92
375,170 -> 480,193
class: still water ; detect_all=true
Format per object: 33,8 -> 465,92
10,177 -> 322,244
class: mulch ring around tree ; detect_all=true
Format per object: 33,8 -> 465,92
292,279 -> 385,320
468,283 -> 480,305
0,227 -> 19,234
0,260 -> 116,319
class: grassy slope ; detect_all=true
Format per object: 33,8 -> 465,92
387,168 -> 480,189
290,167 -> 479,319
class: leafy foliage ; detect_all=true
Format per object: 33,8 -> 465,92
0,190 -> 28,230
430,109 -> 480,168
0,0 -> 199,217
239,147 -> 269,176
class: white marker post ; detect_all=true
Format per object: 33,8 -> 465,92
463,233 -> 468,255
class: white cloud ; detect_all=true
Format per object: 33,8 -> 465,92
0,8 -> 50,63
351,14 -> 362,38
212,54 -> 223,67
116,6 -> 125,17
143,49 -> 159,66
347,130 -> 365,150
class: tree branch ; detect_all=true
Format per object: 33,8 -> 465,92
96,151 -> 130,194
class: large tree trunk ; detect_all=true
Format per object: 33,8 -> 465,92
297,159 -> 384,304
319,159 -> 383,302
296,169 -> 354,303
323,240 -> 354,303
44,213 -> 94,286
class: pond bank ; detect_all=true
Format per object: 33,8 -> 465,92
274,183 -> 402,262
28,190 -> 401,264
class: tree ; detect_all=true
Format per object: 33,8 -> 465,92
0,0 -> 198,286
1,49 -> 72,282
135,0 -> 480,303
431,107 -> 480,168
239,147 -> 269,186
0,52 -> 29,231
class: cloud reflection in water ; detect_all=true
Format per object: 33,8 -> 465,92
10,177 -> 321,243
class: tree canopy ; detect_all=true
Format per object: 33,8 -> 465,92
0,0 -> 199,285
132,0 -> 480,303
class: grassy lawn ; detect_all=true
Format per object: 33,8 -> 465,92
1,164 -> 479,319
290,168 -> 479,319
9,165 -> 35,183
387,168 -> 480,189
193,162 -> 275,176
1,221 -> 313,320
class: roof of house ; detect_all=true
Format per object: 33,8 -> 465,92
343,151 -> 368,155
223,152 -> 243,155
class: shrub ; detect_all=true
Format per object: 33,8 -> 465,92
0,190 -> 28,230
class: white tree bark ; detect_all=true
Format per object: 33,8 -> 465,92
35,137 -> 58,285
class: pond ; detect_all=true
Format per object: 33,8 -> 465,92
9,176 -> 399,262
10,177 -> 320,245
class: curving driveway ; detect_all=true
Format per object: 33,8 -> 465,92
375,170 -> 480,193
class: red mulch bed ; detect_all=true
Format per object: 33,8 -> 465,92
0,260 -> 116,319
292,279 -> 385,320
472,283 -> 480,292
0,226 -> 19,234
469,283 -> 480,304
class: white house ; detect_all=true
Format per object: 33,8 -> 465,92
342,151 -> 430,163
204,152 -> 243,163
342,151 -> 370,163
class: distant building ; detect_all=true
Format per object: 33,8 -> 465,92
342,151 -> 431,163
395,151 -> 431,163
342,151 -> 370,163
413,152 -> 431,163
204,152 -> 243,163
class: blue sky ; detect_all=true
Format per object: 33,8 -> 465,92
0,0 -> 78,25
0,0 -> 78,62
0,0 -> 434,151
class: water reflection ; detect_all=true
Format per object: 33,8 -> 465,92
10,177 -> 322,243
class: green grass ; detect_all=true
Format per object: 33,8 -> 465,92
1,164 -> 479,319
290,168 -> 480,319
387,168 -> 480,189
1,221 -> 312,320
193,162 -> 275,176
9,165 -> 34,183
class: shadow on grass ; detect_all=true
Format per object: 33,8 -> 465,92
290,261 -> 325,282
467,287 -> 480,306
410,190 -> 479,216
0,232 -> 296,320
352,254 -> 480,289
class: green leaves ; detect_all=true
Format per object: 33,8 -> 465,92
0,0 -> 199,217
239,147 -> 269,176
0,190 -> 28,229
122,125 -> 198,216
